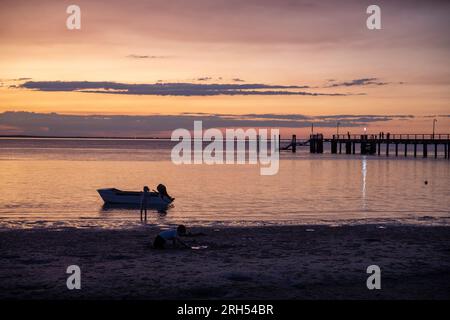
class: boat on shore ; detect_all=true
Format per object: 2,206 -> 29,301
97,188 -> 174,206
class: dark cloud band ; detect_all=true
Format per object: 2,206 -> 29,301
0,111 -> 414,137
326,78 -> 389,88
19,81 -> 350,97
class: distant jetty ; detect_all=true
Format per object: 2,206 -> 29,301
282,133 -> 450,159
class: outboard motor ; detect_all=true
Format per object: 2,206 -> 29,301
157,184 -> 174,201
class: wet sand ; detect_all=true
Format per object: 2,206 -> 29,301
0,224 -> 449,299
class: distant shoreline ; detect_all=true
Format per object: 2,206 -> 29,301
0,135 -> 294,141
0,135 -> 170,140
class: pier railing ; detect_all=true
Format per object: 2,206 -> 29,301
331,134 -> 450,140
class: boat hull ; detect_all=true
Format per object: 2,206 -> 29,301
97,188 -> 173,206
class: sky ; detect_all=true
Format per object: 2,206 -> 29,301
0,0 -> 449,137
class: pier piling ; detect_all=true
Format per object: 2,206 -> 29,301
309,134 -> 323,153
257,135 -> 260,153
292,135 -> 296,153
331,138 -> 337,154
345,141 -> 351,154
278,134 -> 281,152
361,135 -> 367,155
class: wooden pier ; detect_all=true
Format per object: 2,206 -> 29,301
281,133 -> 450,159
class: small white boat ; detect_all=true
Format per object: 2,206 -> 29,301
97,188 -> 173,206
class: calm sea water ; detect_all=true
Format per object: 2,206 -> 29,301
0,138 -> 449,229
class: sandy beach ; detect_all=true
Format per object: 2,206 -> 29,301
0,224 -> 449,300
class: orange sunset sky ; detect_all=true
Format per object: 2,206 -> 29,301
0,0 -> 449,137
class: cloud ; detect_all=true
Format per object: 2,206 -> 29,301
0,111 -> 414,137
232,78 -> 245,82
0,77 -> 32,81
126,54 -> 168,59
0,77 -> 32,86
326,78 -> 389,88
314,114 -> 414,121
196,77 -> 212,81
19,81 -> 349,97
424,114 -> 450,118
183,112 -> 414,124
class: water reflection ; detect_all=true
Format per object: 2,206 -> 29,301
100,203 -> 171,216
361,157 -> 367,210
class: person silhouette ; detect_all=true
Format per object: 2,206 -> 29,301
157,184 -> 175,201
140,186 -> 150,220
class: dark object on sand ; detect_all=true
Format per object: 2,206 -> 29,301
153,234 -> 166,249
153,225 -> 206,249
424,180 -> 428,185
191,245 -> 208,250
153,225 -> 188,249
